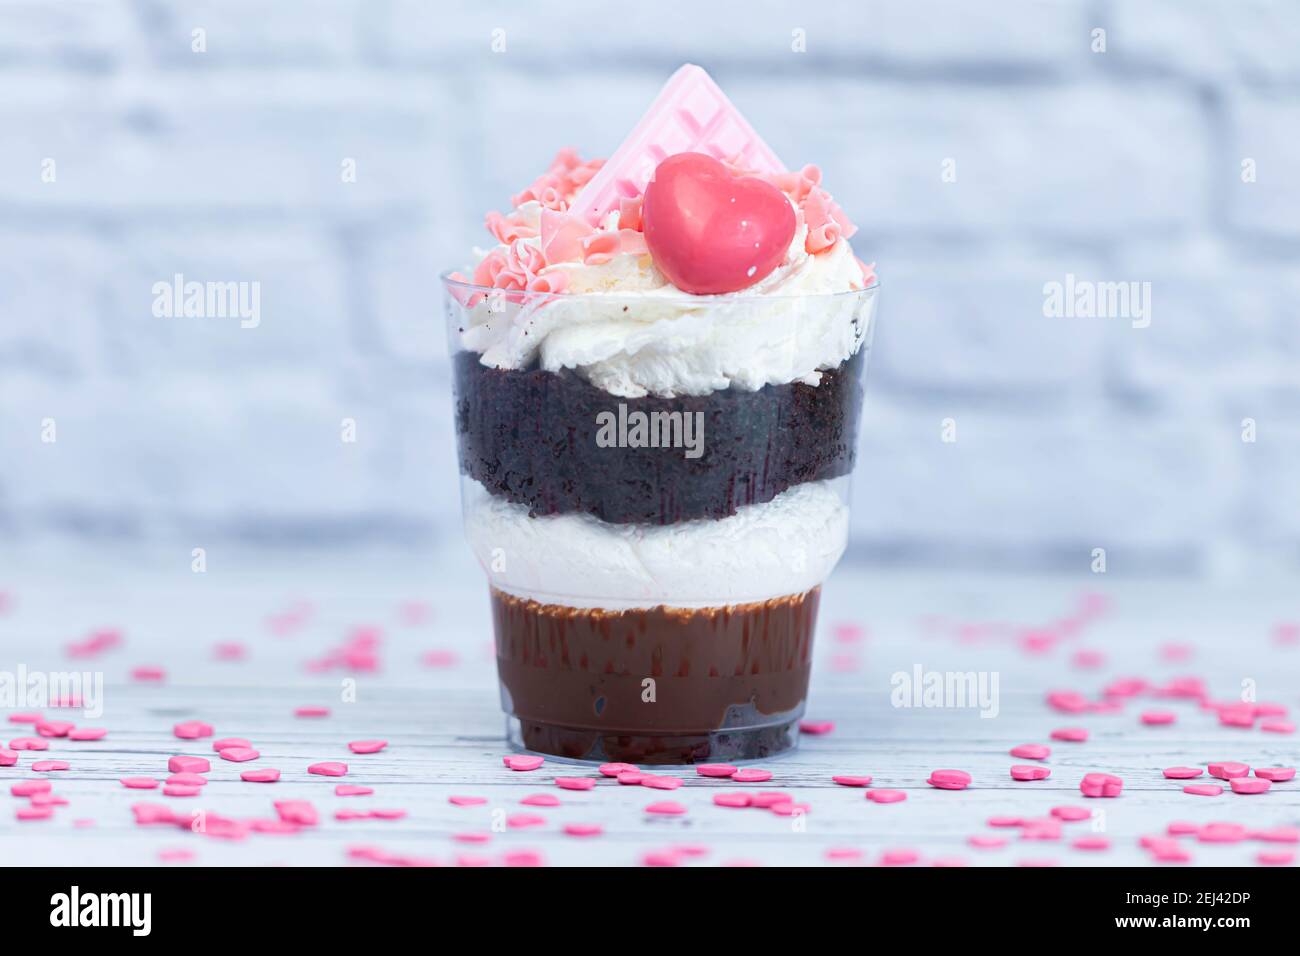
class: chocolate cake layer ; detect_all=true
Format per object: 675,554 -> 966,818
490,587 -> 819,763
453,346 -> 865,525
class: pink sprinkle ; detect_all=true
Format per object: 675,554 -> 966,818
866,789 -> 907,804
336,784 -> 373,796
1255,767 -> 1296,782
1079,773 -> 1123,797
173,720 -> 213,740
642,851 -> 680,867
163,784 -> 200,797
453,831 -> 491,844
370,808 -> 407,820
1218,704 -> 1256,728
619,774 -> 646,786
732,768 -> 773,783
241,768 -> 281,783
645,801 -> 687,815
928,769 -> 971,790
168,755 -> 210,774
750,791 -> 791,808
1010,744 -> 1050,761
1072,835 -> 1110,851
503,755 -> 544,772
131,665 -> 166,682
213,641 -> 247,661
507,813 -> 546,828
969,835 -> 1007,849
35,720 -> 74,738
121,777 -> 160,789
599,762 -> 637,777
218,747 -> 260,762
17,806 -> 53,821
1208,761 -> 1250,779
1140,710 -> 1176,726
503,851 -> 544,868
563,823 -> 603,837
1102,676 -> 1146,698
696,763 -> 738,778
1198,822 -> 1247,843
11,780 -> 52,796
274,800 -> 319,826
1253,826 -> 1299,843
1261,720 -> 1295,734
1047,690 -> 1091,713
1184,784 -> 1224,797
348,740 -> 387,754
67,727 -> 106,741
31,760 -> 69,772
1166,821 -> 1200,835
642,775 -> 684,790
308,761 -> 348,777
8,737 -> 48,751
1011,765 -> 1051,781
159,848 -> 196,863
1050,805 -> 1091,821
1020,818 -> 1063,841
212,737 -> 251,751
1050,727 -> 1089,743
421,649 -> 458,668
713,792 -> 751,808
832,775 -> 872,787
555,777 -> 596,791
295,706 -> 330,718
988,816 -> 1024,827
1072,649 -> 1106,669
1258,851 -> 1296,866
880,848 -> 920,866
826,847 -> 863,860
1162,766 -> 1203,779
799,720 -> 835,735
7,713 -> 40,724
769,802 -> 810,816
449,795 -> 487,807
166,773 -> 207,786
1230,777 -> 1271,795
0,748 -> 18,766
521,793 -> 560,807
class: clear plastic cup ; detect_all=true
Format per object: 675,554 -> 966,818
443,272 -> 878,764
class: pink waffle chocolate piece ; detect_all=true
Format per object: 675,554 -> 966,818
568,63 -> 785,226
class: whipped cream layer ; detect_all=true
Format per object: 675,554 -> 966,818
463,478 -> 849,610
459,207 -> 871,399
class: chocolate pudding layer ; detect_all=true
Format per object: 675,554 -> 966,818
453,347 -> 865,526
491,586 -> 819,764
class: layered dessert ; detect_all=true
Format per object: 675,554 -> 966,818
444,65 -> 878,763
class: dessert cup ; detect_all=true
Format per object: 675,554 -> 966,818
443,275 -> 878,764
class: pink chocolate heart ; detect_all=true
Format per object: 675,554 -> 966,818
643,152 -> 795,295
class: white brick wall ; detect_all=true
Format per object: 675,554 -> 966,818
1,0 -> 1297,573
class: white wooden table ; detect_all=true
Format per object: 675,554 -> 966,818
2,543 -> 1296,866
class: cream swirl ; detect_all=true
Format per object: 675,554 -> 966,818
458,212 -> 872,398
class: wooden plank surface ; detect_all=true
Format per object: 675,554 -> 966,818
1,544 -> 1296,866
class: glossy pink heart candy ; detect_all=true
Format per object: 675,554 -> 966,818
643,152 -> 795,295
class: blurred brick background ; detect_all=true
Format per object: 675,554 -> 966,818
1,0 -> 1298,574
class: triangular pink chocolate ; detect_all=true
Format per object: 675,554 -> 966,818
568,63 -> 785,226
